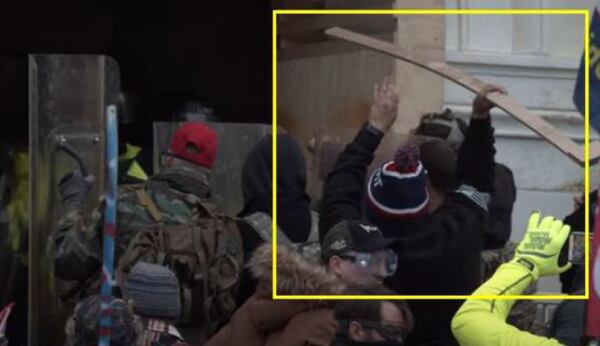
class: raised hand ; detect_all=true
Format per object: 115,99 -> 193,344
512,212 -> 572,279
369,75 -> 400,133
472,83 -> 508,118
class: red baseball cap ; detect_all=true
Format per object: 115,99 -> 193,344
168,122 -> 218,168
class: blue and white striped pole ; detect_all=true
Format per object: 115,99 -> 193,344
99,105 -> 118,346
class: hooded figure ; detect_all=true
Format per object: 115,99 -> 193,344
205,243 -> 342,346
239,134 -> 312,242
235,134 -> 313,305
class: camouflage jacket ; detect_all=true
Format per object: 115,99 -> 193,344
48,161 -> 216,298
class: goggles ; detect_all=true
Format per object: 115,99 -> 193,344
339,249 -> 398,277
358,319 -> 407,344
340,319 -> 406,344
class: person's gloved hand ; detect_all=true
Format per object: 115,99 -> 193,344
512,212 -> 572,280
58,170 -> 95,210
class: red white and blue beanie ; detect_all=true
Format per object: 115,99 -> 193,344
366,145 -> 429,219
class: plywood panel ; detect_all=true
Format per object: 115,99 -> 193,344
278,46 -> 395,198
278,47 -> 395,148
278,10 -> 446,197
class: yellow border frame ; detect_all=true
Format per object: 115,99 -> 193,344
273,8 -> 591,300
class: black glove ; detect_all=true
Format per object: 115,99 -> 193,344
58,170 -> 95,210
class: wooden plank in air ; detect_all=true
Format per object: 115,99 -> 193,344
325,26 -> 596,166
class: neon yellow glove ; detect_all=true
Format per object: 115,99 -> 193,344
512,212 -> 572,280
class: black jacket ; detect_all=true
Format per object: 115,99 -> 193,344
236,134 -> 312,305
419,136 -> 515,250
319,124 -> 382,237
319,118 -> 495,346
483,163 -> 516,249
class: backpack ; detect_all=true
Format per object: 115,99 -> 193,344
116,188 -> 243,335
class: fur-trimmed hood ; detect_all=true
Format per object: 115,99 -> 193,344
204,243 -> 342,346
248,243 -> 345,296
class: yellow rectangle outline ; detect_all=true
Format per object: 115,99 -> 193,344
273,9 -> 591,300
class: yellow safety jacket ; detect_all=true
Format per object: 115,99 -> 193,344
452,262 -> 564,346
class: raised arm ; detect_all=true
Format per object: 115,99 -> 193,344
47,170 -> 102,281
456,84 -> 506,193
319,76 -> 399,239
452,213 -> 571,346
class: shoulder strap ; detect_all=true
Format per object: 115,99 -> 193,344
243,212 -> 292,245
135,188 -> 164,222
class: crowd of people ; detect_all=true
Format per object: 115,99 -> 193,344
2,76 -> 589,346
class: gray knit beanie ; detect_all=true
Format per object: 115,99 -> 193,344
123,262 -> 181,320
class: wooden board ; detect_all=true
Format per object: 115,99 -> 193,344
325,26 -> 598,167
